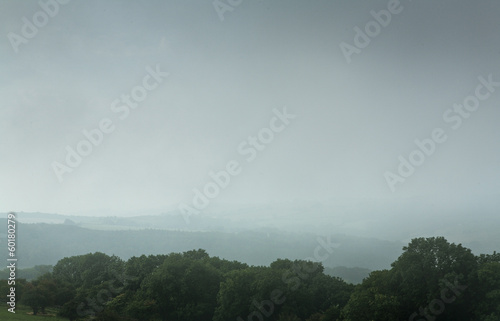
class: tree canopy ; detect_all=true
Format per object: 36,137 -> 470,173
3,237 -> 499,321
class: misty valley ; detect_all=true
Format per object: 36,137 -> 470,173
2,0 -> 500,320
1,212 -> 500,320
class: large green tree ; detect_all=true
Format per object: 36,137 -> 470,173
474,252 -> 500,320
20,279 -> 56,315
341,237 -> 480,321
53,252 -> 125,290
214,266 -> 265,321
123,254 -> 168,292
390,237 -> 477,320
215,259 -> 354,321
341,270 -> 400,321
136,252 -> 222,321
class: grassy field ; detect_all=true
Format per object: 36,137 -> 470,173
0,305 -> 68,320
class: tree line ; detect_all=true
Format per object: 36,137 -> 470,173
1,236 -> 499,320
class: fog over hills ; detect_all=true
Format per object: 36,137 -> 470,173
2,198 -> 498,274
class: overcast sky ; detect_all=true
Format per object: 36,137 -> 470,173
1,0 -> 499,216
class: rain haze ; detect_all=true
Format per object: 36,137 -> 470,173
1,1 -> 500,245
2,1 -> 500,320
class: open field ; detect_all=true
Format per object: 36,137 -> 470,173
0,305 -> 67,321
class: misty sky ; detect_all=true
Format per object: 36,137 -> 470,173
1,0 -> 499,216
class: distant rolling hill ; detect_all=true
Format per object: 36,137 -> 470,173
0,218 -> 403,274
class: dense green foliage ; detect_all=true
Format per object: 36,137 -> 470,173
2,237 -> 499,320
